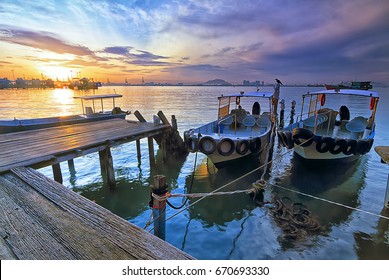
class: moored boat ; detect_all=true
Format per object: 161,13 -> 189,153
325,81 -> 372,90
0,93 -> 130,133
184,90 -> 276,168
277,89 -> 379,162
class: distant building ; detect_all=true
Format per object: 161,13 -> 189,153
243,80 -> 262,86
0,78 -> 11,89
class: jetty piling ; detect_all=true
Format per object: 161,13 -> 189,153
150,174 -> 168,240
52,162 -> 63,184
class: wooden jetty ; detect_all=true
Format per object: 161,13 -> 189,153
0,114 -> 186,188
375,146 -> 389,209
0,167 -> 193,260
0,114 -> 192,259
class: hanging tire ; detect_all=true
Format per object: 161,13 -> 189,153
329,138 -> 347,155
342,139 -> 358,155
217,138 -> 235,156
198,136 -> 217,155
235,139 -> 250,155
278,131 -> 294,149
356,139 -> 369,155
316,137 -> 335,153
250,137 -> 262,153
365,138 -> 374,153
277,130 -> 285,147
187,135 -> 198,152
292,128 -> 314,147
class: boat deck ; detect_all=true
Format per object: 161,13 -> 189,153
0,166 -> 193,260
0,118 -> 169,173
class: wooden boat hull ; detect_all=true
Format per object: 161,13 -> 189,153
0,113 -> 126,134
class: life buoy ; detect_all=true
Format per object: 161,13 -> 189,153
187,136 -> 198,152
342,139 -> 358,155
292,128 -> 314,147
329,138 -> 347,155
217,138 -> 235,156
250,137 -> 262,153
198,136 -> 217,155
235,139 -> 250,155
370,97 -> 375,110
315,137 -> 334,153
236,96 -> 240,105
320,94 -> 326,106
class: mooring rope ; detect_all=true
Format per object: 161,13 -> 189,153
266,181 -> 389,221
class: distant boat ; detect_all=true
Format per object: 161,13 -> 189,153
0,94 -> 130,134
325,81 -> 372,90
184,90 -> 276,168
69,77 -> 100,90
277,89 -> 379,162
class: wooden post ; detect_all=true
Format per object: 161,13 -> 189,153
150,175 -> 167,240
171,115 -> 178,130
148,137 -> 155,168
136,139 -> 141,164
99,147 -> 116,189
67,159 -> 75,174
161,137 -> 167,163
385,173 -> 389,209
157,111 -> 171,126
52,163 -> 63,184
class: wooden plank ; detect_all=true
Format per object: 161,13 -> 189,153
375,146 -> 389,164
0,119 -> 170,172
7,167 -> 194,260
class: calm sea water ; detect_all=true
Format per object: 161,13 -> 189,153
0,86 -> 388,260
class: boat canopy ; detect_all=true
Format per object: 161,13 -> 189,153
218,91 -> 274,100
304,89 -> 378,98
74,93 -> 123,100
74,94 -> 123,115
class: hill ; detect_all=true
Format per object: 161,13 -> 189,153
202,79 -> 231,86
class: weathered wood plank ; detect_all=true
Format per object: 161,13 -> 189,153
8,167 -> 194,260
0,119 -> 170,172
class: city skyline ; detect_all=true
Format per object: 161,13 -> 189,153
0,0 -> 388,85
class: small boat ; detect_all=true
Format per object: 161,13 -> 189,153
277,89 -> 379,162
184,90 -> 276,168
325,81 -> 372,90
0,93 -> 130,133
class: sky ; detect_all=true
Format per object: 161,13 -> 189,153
0,0 -> 388,85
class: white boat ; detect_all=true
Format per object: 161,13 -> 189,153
0,93 -> 130,133
277,89 -> 379,162
184,91 -> 276,168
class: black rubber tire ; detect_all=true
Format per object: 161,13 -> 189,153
198,136 -> 217,155
316,137 -> 335,153
329,138 -> 347,155
250,137 -> 262,153
217,138 -> 235,156
292,128 -> 314,147
356,139 -> 369,155
187,136 -> 198,152
235,139 -> 250,155
343,139 -> 358,155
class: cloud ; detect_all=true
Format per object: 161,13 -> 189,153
103,46 -> 133,56
0,27 -> 95,56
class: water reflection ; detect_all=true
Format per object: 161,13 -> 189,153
354,208 -> 389,259
271,154 -> 367,227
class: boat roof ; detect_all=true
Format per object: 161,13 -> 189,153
304,89 -> 378,98
74,93 -> 123,100
219,91 -> 274,99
